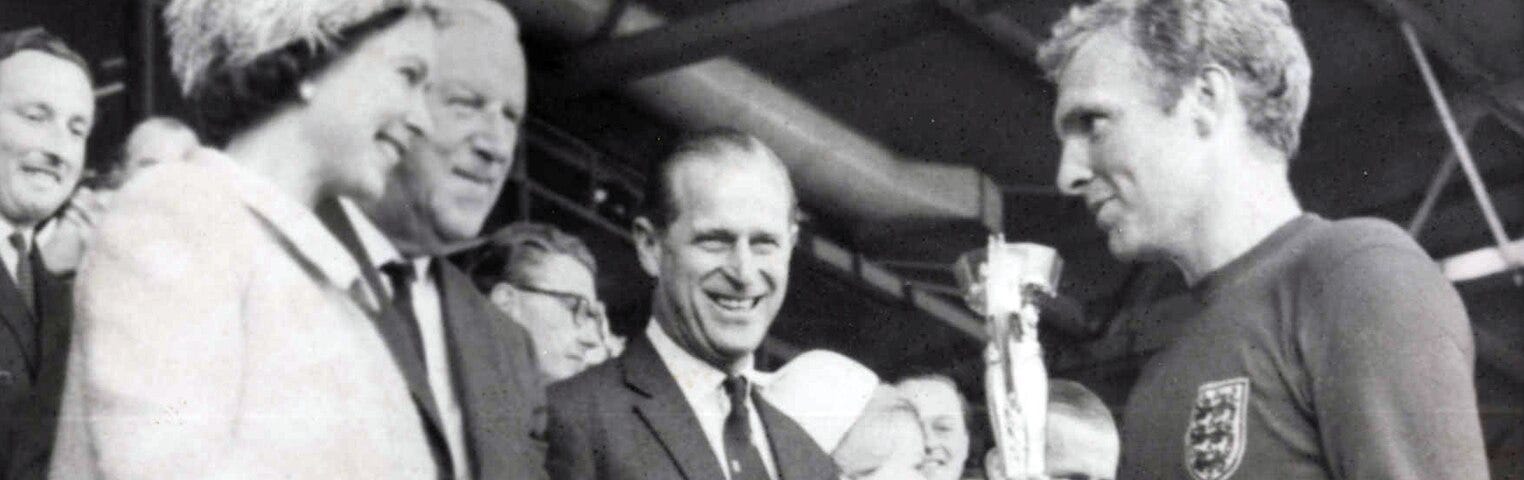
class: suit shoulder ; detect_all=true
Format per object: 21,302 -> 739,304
113,160 -> 237,217
437,261 -> 538,347
547,359 -> 622,402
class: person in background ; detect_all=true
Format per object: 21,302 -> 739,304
0,26 -> 96,479
317,0 -> 548,477
982,380 -> 1119,480
895,374 -> 971,480
833,389 -> 928,480
470,221 -> 609,384
1039,0 -> 1487,477
50,0 -> 441,477
37,116 -> 199,274
544,129 -> 838,480
766,351 -> 930,480
117,116 -> 199,183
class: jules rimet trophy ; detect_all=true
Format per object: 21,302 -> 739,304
955,236 -> 1063,480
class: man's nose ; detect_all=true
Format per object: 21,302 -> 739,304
406,93 -> 435,143
1054,140 -> 1093,196
470,123 -> 514,166
574,322 -> 602,348
722,246 -> 761,287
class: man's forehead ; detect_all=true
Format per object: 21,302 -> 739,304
435,22 -> 525,94
670,154 -> 792,209
0,50 -> 93,102
1053,29 -> 1152,126
523,252 -> 596,293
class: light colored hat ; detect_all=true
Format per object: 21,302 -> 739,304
164,0 -> 428,95
761,350 -> 880,452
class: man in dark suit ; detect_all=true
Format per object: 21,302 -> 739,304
319,1 -> 547,478
545,129 -> 838,480
0,28 -> 94,479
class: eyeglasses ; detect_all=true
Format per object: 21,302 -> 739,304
509,282 -> 606,329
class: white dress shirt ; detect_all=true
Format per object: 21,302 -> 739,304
646,321 -> 779,480
342,200 -> 471,480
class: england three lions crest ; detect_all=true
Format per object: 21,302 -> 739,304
1185,377 -> 1250,480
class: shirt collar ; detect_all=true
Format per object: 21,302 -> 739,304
0,217 -> 25,247
340,199 -> 404,269
205,149 -> 365,296
646,320 -> 759,399
339,198 -> 433,286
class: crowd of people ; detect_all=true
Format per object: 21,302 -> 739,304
0,0 -> 1494,478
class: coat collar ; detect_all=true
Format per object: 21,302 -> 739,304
206,151 -> 376,311
621,335 -> 728,480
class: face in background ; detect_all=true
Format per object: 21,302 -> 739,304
0,50 -> 93,227
834,389 -> 930,480
898,378 -> 970,480
369,0 -> 526,254
634,151 -> 798,371
1052,28 -> 1212,262
1044,406 -> 1119,480
489,252 -> 603,382
301,11 -> 435,204
122,121 -> 198,181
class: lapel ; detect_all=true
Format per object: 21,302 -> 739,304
435,261 -> 510,469
623,336 -> 728,480
0,257 -> 36,374
31,252 -> 71,379
755,393 -> 840,480
314,199 -> 447,433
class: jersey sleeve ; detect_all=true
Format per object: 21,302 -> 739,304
1298,243 -> 1489,479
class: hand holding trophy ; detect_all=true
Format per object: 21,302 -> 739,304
955,236 -> 1062,480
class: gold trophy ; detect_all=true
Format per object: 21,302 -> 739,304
955,236 -> 1062,480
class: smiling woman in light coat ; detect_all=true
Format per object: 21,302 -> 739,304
48,0 -> 441,478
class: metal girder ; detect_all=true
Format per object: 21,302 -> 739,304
556,0 -> 922,87
933,0 -> 1041,66
1354,0 -> 1524,138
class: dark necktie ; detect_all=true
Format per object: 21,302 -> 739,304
722,375 -> 770,480
380,261 -> 429,370
9,232 -> 33,313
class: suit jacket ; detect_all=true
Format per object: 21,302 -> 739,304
0,244 -> 71,479
545,335 -> 839,480
320,200 -> 549,480
49,154 -> 435,479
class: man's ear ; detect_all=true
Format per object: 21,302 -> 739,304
632,217 -> 663,277
1186,64 -> 1238,139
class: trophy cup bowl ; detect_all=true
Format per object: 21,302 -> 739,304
954,241 -> 1064,315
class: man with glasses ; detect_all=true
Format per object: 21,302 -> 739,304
472,221 -> 612,383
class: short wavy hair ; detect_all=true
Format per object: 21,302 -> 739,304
1037,0 -> 1312,157
0,27 -> 91,83
469,221 -> 598,292
638,127 -> 799,230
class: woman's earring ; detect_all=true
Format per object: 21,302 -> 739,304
298,82 -> 316,102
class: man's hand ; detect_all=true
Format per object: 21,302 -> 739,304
39,186 -> 110,273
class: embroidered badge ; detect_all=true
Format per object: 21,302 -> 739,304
1185,377 -> 1250,480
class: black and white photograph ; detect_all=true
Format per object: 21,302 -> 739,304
0,0 -> 1518,478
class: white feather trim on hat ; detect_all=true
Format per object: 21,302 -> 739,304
760,350 -> 880,452
164,0 -> 429,95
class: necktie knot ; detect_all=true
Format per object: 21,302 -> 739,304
723,375 -> 749,406
381,261 -> 416,286
8,232 -> 25,251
